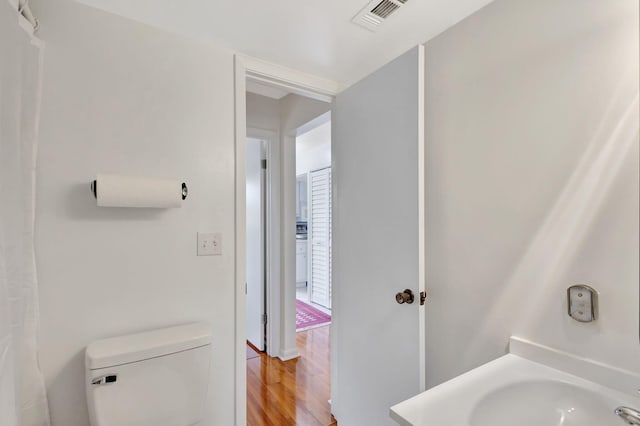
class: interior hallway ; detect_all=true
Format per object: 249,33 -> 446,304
247,325 -> 336,426
296,285 -> 331,316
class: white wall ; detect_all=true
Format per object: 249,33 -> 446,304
296,120 -> 331,175
279,94 -> 330,358
32,1 -> 237,425
424,0 -> 639,388
246,92 -> 281,132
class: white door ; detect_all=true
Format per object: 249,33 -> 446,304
309,167 -> 332,309
332,46 -> 426,425
246,138 -> 265,351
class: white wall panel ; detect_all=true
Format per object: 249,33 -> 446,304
424,0 -> 639,388
32,2 -> 236,424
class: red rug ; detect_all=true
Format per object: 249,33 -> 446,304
296,299 -> 331,331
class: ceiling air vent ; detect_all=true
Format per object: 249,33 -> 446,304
351,0 -> 409,32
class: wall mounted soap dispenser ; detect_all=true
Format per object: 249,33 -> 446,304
567,284 -> 598,322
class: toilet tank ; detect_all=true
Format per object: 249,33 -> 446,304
85,322 -> 211,426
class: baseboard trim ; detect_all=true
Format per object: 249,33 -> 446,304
279,347 -> 300,361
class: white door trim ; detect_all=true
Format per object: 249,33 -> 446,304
234,54 -> 341,426
237,54 -> 343,103
417,45 -> 426,391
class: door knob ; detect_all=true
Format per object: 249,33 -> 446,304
395,289 -> 415,304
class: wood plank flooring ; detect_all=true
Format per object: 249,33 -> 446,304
247,325 -> 337,426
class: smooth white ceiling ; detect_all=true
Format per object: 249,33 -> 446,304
75,0 -> 495,86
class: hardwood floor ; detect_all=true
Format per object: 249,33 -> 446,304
247,325 -> 337,426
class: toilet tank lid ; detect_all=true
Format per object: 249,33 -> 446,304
85,322 -> 211,370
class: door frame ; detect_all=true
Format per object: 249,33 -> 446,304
234,54 -> 342,425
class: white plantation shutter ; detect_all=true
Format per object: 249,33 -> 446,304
309,167 -> 332,309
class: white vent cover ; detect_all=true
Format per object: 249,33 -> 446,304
351,0 -> 409,32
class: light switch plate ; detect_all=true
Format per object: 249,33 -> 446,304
198,232 -> 222,256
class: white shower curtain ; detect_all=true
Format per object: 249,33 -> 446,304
0,2 -> 51,425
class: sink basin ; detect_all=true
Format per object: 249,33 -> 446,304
390,337 -> 640,426
471,380 -> 612,426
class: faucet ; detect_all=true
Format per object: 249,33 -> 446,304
616,407 -> 640,425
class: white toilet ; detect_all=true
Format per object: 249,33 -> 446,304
85,322 -> 212,426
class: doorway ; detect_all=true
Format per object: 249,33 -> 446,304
236,47 -> 427,426
295,119 -> 332,333
242,73 -> 335,424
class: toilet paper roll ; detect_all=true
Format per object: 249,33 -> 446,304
95,174 -> 183,208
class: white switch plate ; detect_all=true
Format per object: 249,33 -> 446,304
198,232 -> 222,256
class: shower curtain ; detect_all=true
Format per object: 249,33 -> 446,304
0,1 -> 51,425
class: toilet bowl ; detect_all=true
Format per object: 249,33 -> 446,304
85,322 -> 211,426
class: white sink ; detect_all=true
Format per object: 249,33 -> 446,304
390,337 -> 640,426
471,380 -> 613,426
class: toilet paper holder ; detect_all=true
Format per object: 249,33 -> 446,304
90,180 -> 189,200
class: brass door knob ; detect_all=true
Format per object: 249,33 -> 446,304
395,289 -> 415,304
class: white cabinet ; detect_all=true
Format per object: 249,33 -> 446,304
296,240 -> 307,285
